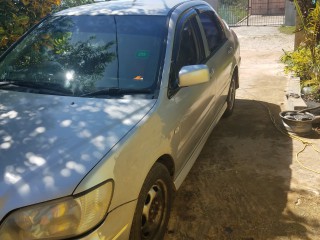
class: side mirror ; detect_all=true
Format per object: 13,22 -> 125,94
178,65 -> 209,87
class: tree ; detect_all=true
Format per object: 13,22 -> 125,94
291,0 -> 318,48
282,0 -> 320,98
0,0 -> 61,54
292,0 -> 316,17
0,0 -> 95,55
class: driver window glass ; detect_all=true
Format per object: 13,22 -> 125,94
168,18 -> 199,97
176,20 -> 198,72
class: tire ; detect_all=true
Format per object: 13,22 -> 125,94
223,74 -> 236,118
130,163 -> 174,240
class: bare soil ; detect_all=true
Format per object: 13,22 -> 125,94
165,26 -> 320,240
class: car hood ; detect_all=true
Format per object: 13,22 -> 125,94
0,90 -> 156,221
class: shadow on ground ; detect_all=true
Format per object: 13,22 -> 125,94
165,98 -> 314,240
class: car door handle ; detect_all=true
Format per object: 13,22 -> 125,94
227,46 -> 233,54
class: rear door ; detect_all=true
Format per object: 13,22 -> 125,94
196,6 -> 234,112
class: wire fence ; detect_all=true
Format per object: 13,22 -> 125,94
217,0 -> 286,26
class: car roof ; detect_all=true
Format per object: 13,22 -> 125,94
55,0 -> 203,16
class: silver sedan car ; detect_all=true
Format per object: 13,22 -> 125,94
0,0 -> 240,239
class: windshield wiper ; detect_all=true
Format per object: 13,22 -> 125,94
0,80 -> 74,96
80,87 -> 153,97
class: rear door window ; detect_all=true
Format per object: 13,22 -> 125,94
198,11 -> 226,54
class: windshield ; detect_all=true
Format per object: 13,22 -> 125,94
0,15 -> 166,98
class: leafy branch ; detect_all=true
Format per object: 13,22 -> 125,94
282,0 -> 320,97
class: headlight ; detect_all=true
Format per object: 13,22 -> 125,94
0,181 -> 113,240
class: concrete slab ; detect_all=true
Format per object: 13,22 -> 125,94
285,76 -> 307,110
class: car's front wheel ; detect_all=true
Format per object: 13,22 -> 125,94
130,163 -> 174,240
223,73 -> 237,117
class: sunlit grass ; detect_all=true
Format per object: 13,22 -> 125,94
279,26 -> 296,35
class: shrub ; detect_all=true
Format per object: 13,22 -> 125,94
282,0 -> 320,98
282,46 -> 320,86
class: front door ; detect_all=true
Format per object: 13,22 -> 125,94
168,10 -> 217,173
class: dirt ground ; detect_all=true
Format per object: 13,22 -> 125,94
165,26 -> 320,240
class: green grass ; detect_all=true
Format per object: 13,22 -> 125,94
279,26 -> 296,35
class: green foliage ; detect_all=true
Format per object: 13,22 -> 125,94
0,0 -> 96,55
294,0 -> 320,41
282,47 -> 320,85
278,26 -> 296,35
0,0 -> 61,54
282,1 -> 320,94
290,0 -> 316,18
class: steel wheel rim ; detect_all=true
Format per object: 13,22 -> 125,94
141,179 -> 167,239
